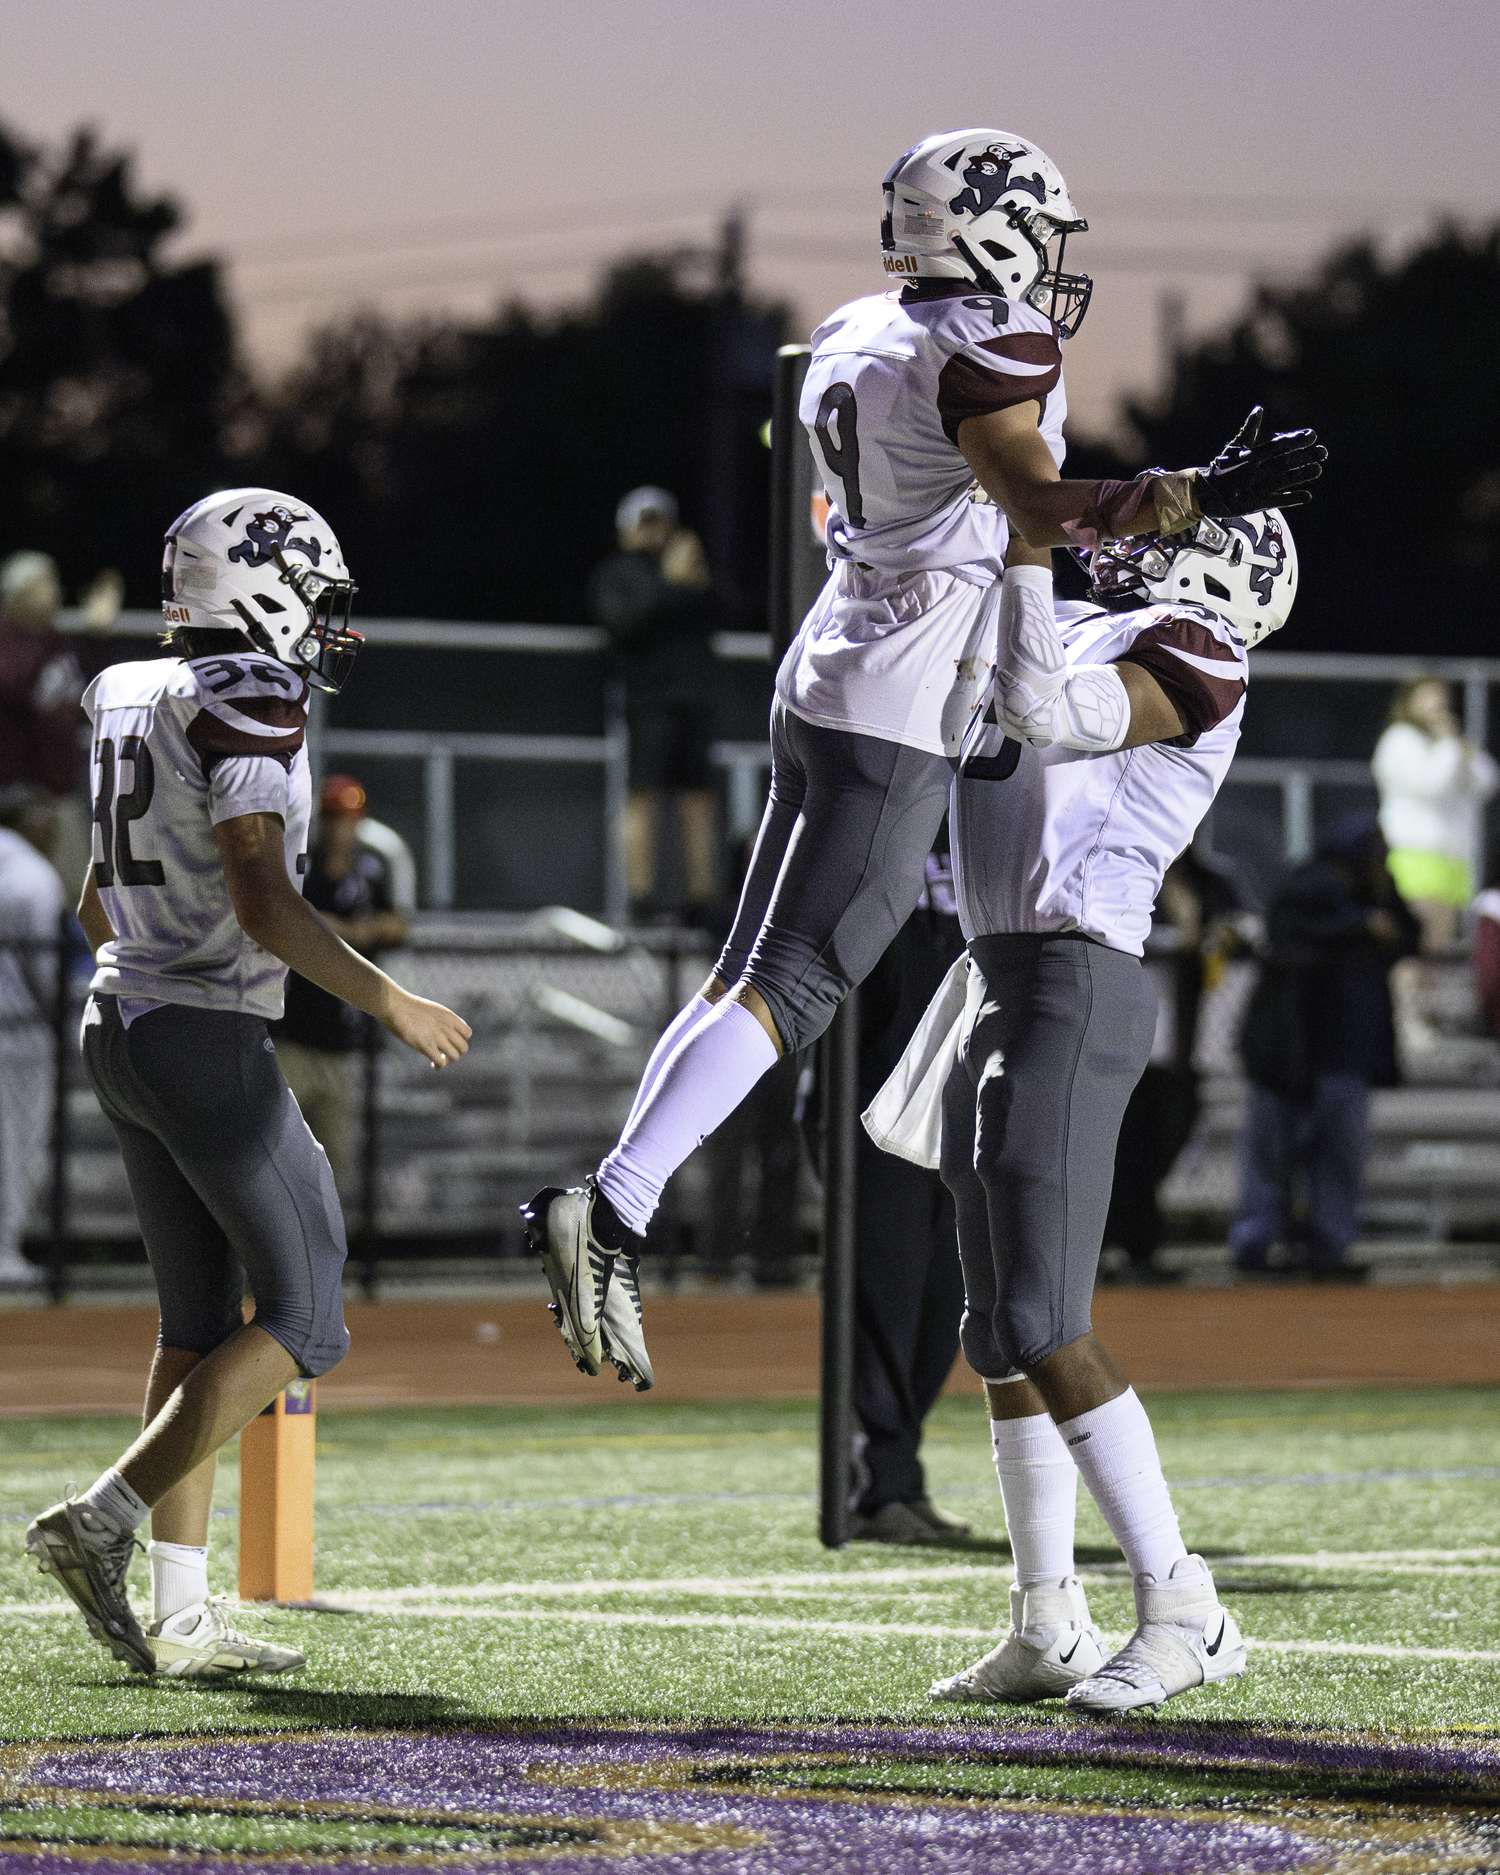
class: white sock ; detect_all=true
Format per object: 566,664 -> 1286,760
77,1467 -> 150,1535
991,1412 -> 1078,1592
1057,1388 -> 1188,1590
622,993 -> 713,1134
148,1540 -> 209,1622
598,1000 -> 779,1234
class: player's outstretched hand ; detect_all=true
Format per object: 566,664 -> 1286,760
384,990 -> 472,1069
1193,405 -> 1327,518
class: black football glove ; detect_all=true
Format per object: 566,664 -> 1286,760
1193,406 -> 1327,518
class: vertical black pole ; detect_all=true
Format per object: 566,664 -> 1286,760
47,913 -> 70,1304
769,345 -> 826,662
359,1024 -> 379,1299
819,985 -> 859,1548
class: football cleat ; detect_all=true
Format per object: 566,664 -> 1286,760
600,1252 -> 654,1391
1065,1554 -> 1247,1714
148,1597 -> 306,1678
520,1181 -> 617,1377
26,1500 -> 153,1674
931,1577 -> 1106,1703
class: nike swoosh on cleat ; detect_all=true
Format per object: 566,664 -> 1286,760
1059,1636 -> 1082,1664
1205,1617 -> 1227,1657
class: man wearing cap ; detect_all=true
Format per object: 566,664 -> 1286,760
588,487 -> 719,921
270,775 -> 410,1193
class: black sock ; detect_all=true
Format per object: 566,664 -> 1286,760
588,1182 -> 635,1253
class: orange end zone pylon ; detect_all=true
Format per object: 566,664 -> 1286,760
238,1378 -> 316,1604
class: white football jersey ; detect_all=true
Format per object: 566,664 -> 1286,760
801,284 -> 1066,576
952,600 -> 1249,955
83,654 -> 312,1021
779,284 -> 1067,756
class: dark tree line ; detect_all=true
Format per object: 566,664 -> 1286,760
1125,228 -> 1500,651
1,119 -> 1497,648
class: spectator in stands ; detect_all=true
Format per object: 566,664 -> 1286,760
588,487 -> 719,924
0,554 -> 123,887
0,554 -> 84,856
1103,852 -> 1252,1283
1471,883 -> 1500,1042
270,776 -> 411,1193
0,784 -> 66,1286
1373,679 -> 1497,954
1231,815 -> 1419,1281
849,848 -> 970,1545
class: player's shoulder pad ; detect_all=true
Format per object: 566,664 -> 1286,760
83,657 -> 182,720
183,652 -> 308,767
1122,603 -> 1248,668
908,289 -> 1058,353
1115,604 -> 1248,744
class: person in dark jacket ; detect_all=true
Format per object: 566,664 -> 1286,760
1230,815 -> 1419,1279
849,849 -> 971,1544
588,488 -> 719,921
1103,851 -> 1250,1283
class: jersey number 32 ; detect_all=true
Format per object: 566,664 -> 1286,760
92,736 -> 164,887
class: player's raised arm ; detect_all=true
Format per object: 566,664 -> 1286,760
958,402 -> 1326,552
215,810 -> 470,1069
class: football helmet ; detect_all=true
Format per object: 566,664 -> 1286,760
1087,509 -> 1297,649
881,129 -> 1091,335
161,488 -> 362,693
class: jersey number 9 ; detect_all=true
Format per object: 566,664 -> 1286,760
92,736 -> 165,888
813,382 -> 866,529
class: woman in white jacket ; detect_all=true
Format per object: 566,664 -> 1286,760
1372,680 -> 1497,952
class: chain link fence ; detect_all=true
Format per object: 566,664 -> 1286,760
4,918 -> 717,1297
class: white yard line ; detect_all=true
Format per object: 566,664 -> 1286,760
296,1599 -> 1500,1666
311,1549 -> 1500,1609
8,1589 -> 1499,1667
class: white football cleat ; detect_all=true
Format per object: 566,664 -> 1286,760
930,1576 -> 1106,1704
26,1500 -> 152,1674
599,1253 -> 654,1391
521,1182 -> 618,1377
1065,1554 -> 1247,1714
148,1598 -> 306,1678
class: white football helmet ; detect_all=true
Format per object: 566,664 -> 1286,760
161,487 -> 362,692
881,129 -> 1091,335
1088,510 -> 1298,648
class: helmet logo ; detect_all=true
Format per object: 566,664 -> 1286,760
227,506 -> 325,572
1229,516 -> 1286,606
947,145 -> 1046,220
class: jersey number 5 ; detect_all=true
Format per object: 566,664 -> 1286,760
813,383 -> 866,529
92,736 -> 165,887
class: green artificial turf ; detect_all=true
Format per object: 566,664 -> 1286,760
2,1386 -> 1499,1837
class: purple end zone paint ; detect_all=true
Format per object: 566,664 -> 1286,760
16,1721 -> 1496,1874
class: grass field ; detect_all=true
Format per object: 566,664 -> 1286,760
4,1386 -> 1500,1872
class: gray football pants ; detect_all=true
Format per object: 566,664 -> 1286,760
940,934 -> 1157,1379
714,701 -> 953,1052
83,996 -> 350,1376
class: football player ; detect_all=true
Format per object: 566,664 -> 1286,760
912,510 -> 1298,1713
524,128 -> 1324,1388
26,490 -> 470,1679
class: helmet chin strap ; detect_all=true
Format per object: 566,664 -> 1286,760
949,234 -> 1006,294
